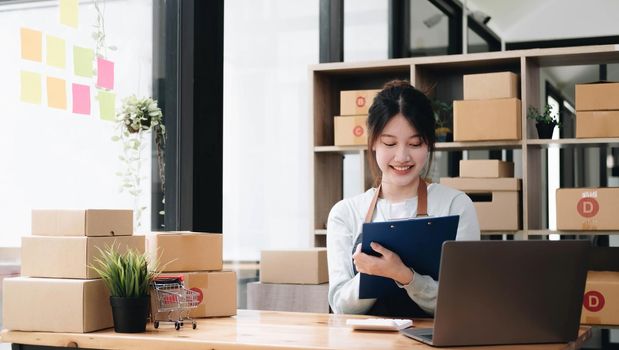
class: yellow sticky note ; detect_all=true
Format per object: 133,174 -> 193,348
20,71 -> 42,104
46,35 -> 66,68
59,0 -> 78,28
47,77 -> 67,110
97,90 -> 116,121
73,46 -> 94,77
20,28 -> 42,62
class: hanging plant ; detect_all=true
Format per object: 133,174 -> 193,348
112,96 -> 166,231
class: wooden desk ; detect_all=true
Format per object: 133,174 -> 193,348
1,310 -> 591,350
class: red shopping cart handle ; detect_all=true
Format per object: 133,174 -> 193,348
154,275 -> 184,284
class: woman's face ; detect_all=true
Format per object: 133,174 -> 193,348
373,113 -> 428,190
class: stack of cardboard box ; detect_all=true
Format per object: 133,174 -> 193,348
453,72 -> 521,141
581,247 -> 619,326
146,231 -> 236,318
440,160 -> 521,231
575,82 -> 619,138
248,248 -> 329,313
333,89 -> 380,146
3,209 -> 142,332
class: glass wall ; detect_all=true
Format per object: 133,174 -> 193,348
0,0 -> 154,247
223,0 -> 319,261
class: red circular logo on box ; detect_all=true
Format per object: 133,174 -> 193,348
583,291 -> 605,312
356,96 -> 366,107
353,125 -> 364,137
577,197 -> 599,218
191,287 -> 204,304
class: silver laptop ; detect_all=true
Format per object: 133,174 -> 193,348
401,240 -> 589,347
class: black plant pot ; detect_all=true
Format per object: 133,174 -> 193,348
436,132 -> 453,142
536,122 -> 557,139
110,296 -> 150,333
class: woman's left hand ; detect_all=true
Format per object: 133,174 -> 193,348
353,242 -> 414,285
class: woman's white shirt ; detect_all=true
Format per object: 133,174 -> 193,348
326,183 -> 480,315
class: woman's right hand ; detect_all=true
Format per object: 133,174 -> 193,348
352,243 -> 414,285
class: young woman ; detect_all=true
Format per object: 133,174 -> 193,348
327,80 -> 480,318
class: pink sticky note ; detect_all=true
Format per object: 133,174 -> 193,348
96,58 -> 114,89
72,83 -> 90,115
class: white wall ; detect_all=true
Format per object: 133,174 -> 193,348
0,0 -> 153,247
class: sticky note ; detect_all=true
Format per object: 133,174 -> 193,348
60,0 -> 78,28
73,46 -> 94,77
20,28 -> 42,62
72,83 -> 90,115
46,35 -> 66,68
47,77 -> 67,110
20,71 -> 42,104
96,90 -> 116,121
96,58 -> 114,89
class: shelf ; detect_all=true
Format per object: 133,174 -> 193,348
315,229 -> 327,236
527,138 -> 619,149
480,231 -> 524,236
315,140 -> 523,153
527,230 -> 619,236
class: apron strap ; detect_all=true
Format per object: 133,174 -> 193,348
364,180 -> 428,223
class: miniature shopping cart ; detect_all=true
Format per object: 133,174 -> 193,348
151,275 -> 201,330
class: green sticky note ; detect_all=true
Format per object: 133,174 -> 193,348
46,35 -> 66,68
73,46 -> 94,77
59,0 -> 78,28
20,71 -> 42,104
97,90 -> 116,121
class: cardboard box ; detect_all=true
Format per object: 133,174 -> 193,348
261,248 -> 328,284
334,115 -> 368,146
439,177 -> 521,192
556,188 -> 619,230
463,72 -> 519,100
440,177 -> 521,231
581,271 -> 619,325
459,160 -> 514,178
3,277 -> 112,332
152,271 -> 237,318
146,232 -> 223,272
576,111 -> 619,138
340,89 -> 380,116
575,82 -> 619,111
31,209 -> 133,236
246,282 -> 329,313
453,98 -> 521,141
21,235 -> 145,279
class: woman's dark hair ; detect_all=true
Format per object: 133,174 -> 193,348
367,80 -> 436,185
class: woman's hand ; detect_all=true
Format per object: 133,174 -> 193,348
352,242 -> 414,285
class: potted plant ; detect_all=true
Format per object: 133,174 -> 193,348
432,99 -> 453,142
528,104 -> 559,139
90,245 -> 159,333
112,96 -> 166,231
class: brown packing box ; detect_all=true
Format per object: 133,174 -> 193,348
463,72 -> 519,100
575,82 -> 619,111
31,209 -> 133,236
459,160 -> 514,178
152,271 -> 237,318
576,111 -> 619,138
21,235 -> 145,278
453,98 -> 522,141
440,177 -> 521,231
334,115 -> 368,146
340,89 -> 380,116
3,277 -> 112,332
261,248 -> 328,284
146,231 -> 223,272
581,271 -> 619,325
556,188 -> 619,230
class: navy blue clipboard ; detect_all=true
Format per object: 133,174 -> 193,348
359,215 -> 459,299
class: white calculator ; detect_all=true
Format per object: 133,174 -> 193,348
346,318 -> 413,331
